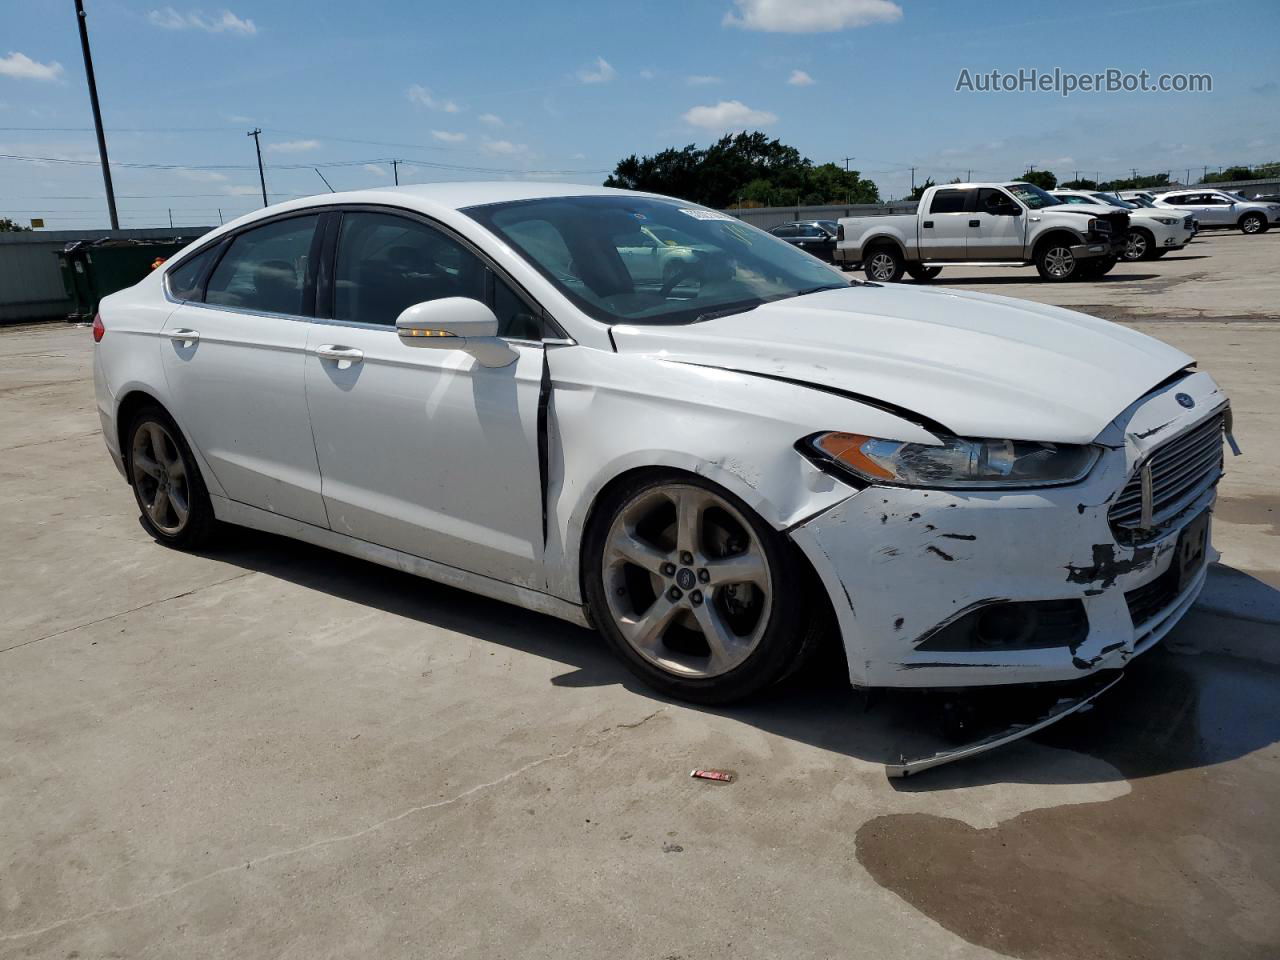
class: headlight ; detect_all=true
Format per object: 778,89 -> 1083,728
809,433 -> 1100,488
1154,216 -> 1180,225
1088,218 -> 1112,234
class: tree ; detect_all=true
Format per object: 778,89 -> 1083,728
605,132 -> 879,208
1018,169 -> 1058,190
1099,172 -> 1170,191
1203,162 -> 1280,183
907,178 -> 936,201
0,217 -> 32,233
1060,178 -> 1099,190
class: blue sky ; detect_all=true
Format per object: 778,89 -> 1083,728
2,0 -> 1277,228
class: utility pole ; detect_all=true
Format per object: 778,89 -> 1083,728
247,128 -> 267,207
909,167 -> 916,193
168,208 -> 173,228
74,0 -> 119,230
392,159 -> 399,185
842,156 -> 855,172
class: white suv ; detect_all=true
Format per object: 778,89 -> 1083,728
1052,190 -> 1194,261
1151,189 -> 1280,235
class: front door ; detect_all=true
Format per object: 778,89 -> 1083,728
159,213 -> 328,527
302,209 -> 547,588
967,187 -> 1026,259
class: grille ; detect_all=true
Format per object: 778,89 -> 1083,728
1183,215 -> 1194,230
1124,567 -> 1180,628
1109,412 -> 1224,542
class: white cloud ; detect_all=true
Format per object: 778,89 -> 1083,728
682,100 -> 778,131
225,114 -> 253,124
478,113 -> 504,127
431,130 -> 467,143
406,84 -> 462,113
224,184 -> 263,196
639,68 -> 656,81
723,0 -> 901,33
265,139 -> 320,153
481,138 -> 528,156
787,69 -> 815,86
576,56 -> 616,84
0,52 -> 64,82
175,167 -> 228,182
363,163 -> 388,177
147,8 -> 257,34
686,75 -> 722,86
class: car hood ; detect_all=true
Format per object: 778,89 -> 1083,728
610,285 -> 1192,444
1049,203 -> 1124,218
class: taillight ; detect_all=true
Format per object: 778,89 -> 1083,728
92,313 -> 105,343
837,224 -> 845,241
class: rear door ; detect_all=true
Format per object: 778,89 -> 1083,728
967,187 -> 1026,258
918,188 -> 970,259
160,213 -> 328,526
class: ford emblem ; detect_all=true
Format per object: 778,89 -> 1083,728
1176,393 -> 1195,409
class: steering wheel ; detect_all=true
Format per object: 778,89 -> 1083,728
659,260 -> 702,298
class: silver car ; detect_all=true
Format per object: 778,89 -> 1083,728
1151,189 -> 1280,234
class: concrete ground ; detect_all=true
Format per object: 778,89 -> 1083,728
1,228 -> 1278,959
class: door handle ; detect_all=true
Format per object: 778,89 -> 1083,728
922,221 -> 934,228
969,219 -> 981,228
167,328 -> 199,345
1029,216 -> 1041,222
314,344 -> 364,363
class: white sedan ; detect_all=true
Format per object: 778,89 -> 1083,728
93,183 -> 1231,704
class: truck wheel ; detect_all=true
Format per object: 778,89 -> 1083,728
1122,228 -> 1153,262
863,247 -> 905,283
1034,241 -> 1078,281
1239,212 -> 1268,235
1078,256 -> 1118,279
905,265 -> 942,282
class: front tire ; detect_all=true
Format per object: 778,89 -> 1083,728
1122,228 -> 1152,262
1034,240 -> 1080,281
126,405 -> 218,548
583,472 -> 817,704
863,246 -> 905,283
1078,255 -> 1118,279
1240,212 -> 1268,235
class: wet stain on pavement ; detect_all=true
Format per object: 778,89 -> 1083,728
855,649 -> 1280,960
1215,493 -> 1280,537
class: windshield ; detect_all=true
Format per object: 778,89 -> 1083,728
1091,193 -> 1136,208
1004,183 -> 1061,209
1119,195 -> 1155,208
817,220 -> 838,234
464,195 -> 848,325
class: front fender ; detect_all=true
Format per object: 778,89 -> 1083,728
541,345 -> 937,603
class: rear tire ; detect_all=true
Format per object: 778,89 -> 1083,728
863,246 -> 905,283
125,405 -> 218,548
1239,212 -> 1268,235
906,265 -> 943,282
583,471 -> 820,704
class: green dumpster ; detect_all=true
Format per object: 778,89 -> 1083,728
53,237 -> 198,320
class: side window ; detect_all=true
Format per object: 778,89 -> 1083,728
975,188 -> 1015,213
492,275 -> 542,340
205,215 -> 319,315
929,190 -> 967,214
772,224 -> 797,237
1199,194 -> 1225,206
799,225 -> 824,237
334,212 -> 485,326
166,244 -> 219,301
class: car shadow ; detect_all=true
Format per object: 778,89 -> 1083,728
196,526 -> 1280,791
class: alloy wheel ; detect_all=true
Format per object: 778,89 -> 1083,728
1124,231 -> 1147,260
1044,246 -> 1075,278
869,253 -> 897,281
130,420 -> 191,536
1242,215 -> 1262,234
601,484 -> 773,679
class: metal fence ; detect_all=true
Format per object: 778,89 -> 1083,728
0,227 -> 213,323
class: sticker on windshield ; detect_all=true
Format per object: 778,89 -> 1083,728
678,208 -> 736,222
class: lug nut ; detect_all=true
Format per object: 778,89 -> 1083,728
662,562 -> 676,576
697,568 -> 710,583
668,586 -> 682,602
680,551 -> 694,565
690,590 -> 703,605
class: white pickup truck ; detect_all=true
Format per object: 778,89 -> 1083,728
836,182 -> 1130,282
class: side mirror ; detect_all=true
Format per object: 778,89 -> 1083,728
395,297 -> 517,368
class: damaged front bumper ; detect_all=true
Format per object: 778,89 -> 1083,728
791,369 -> 1229,691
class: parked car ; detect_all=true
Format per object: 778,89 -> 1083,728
1150,189 -> 1280,234
768,220 -> 839,262
94,183 -> 1230,709
615,222 -> 713,287
837,182 -> 1128,282
1052,189 -> 1194,261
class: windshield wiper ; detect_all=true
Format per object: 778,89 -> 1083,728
692,303 -> 763,323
